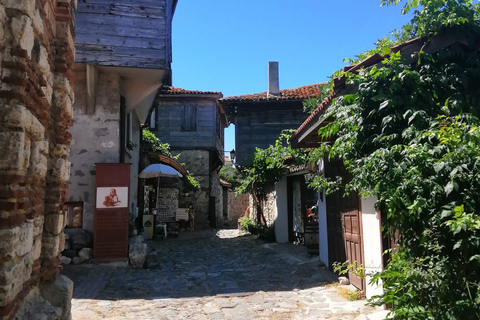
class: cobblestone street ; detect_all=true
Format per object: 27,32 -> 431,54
62,230 -> 385,320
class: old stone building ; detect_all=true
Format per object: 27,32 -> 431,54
67,0 -> 178,234
218,62 -> 322,242
0,0 -> 76,319
147,87 -> 228,229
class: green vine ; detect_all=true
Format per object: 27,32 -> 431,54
310,1 -> 480,318
142,128 -> 200,192
235,130 -> 311,196
142,128 -> 176,159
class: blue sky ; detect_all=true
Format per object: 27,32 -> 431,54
171,1 -> 413,154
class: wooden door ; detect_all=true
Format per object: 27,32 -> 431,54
341,207 -> 363,290
325,158 -> 364,290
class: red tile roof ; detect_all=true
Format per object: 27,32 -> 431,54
219,83 -> 323,103
220,179 -> 231,187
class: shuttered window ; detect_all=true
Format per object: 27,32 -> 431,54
181,105 -> 197,131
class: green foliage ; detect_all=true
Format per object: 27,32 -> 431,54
381,0 -> 480,37
219,163 -> 242,188
347,289 -> 362,301
333,260 -> 365,279
310,2 -> 480,318
236,130 -> 310,195
184,174 -> 201,192
142,128 -> 200,192
142,128 -> 176,158
303,83 -> 329,114
240,217 -> 257,234
257,224 -> 276,242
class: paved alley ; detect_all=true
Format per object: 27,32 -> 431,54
62,230 -> 384,320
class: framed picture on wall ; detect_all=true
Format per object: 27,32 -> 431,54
96,187 -> 128,209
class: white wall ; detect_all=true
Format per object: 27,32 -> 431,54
275,176 -> 288,243
317,190 -> 328,267
361,196 -> 384,300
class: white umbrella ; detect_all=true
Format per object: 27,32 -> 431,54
139,163 -> 183,179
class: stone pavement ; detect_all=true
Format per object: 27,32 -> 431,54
62,229 -> 385,320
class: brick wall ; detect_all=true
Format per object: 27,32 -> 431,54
0,0 -> 75,319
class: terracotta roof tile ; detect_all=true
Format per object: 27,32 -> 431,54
219,179 -> 232,187
219,83 -> 323,103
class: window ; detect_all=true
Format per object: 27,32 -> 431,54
181,105 -> 197,131
63,202 -> 83,228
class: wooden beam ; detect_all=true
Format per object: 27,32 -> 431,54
86,64 -> 98,114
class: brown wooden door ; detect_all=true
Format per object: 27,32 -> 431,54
341,207 -> 363,290
325,158 -> 364,291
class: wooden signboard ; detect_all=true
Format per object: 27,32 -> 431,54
94,163 -> 130,261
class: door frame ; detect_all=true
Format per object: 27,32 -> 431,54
287,175 -> 306,243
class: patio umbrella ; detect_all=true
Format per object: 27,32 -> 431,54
139,163 -> 183,179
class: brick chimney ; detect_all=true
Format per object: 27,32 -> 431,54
268,61 -> 280,97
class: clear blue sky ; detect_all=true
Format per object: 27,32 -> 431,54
171,1 -> 413,154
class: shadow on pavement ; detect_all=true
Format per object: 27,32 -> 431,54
62,229 -> 337,301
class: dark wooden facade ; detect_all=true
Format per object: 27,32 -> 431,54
151,90 -> 226,152
233,101 -> 308,166
75,0 -> 177,69
219,84 -> 322,167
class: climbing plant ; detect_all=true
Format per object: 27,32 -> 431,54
236,130 -> 310,196
219,162 -> 242,189
142,128 -> 200,192
235,130 -> 311,225
308,1 -> 480,318
142,128 -> 176,158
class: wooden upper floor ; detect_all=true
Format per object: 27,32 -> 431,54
218,84 -> 323,166
149,87 -> 227,152
75,0 -> 177,69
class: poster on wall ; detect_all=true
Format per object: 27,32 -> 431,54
96,187 -> 128,209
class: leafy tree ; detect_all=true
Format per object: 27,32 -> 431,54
236,130 -> 311,225
236,130 -> 309,196
219,162 -> 242,188
308,1 -> 480,318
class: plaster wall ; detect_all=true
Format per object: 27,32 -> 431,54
68,71 -> 121,232
361,196 -> 384,300
275,177 -> 289,243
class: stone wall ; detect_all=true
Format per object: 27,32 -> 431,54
0,0 -> 75,319
173,150 -> 211,230
68,70 -> 121,232
226,191 -> 248,227
247,185 -> 276,227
